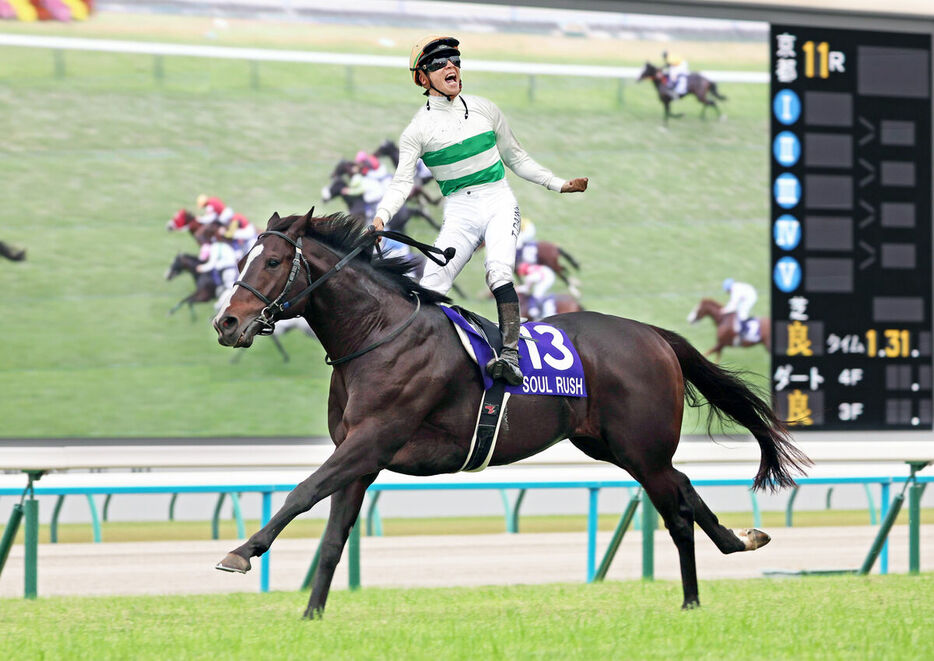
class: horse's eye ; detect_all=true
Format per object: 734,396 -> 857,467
266,258 -> 281,268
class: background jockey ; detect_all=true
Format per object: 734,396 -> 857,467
662,50 -> 689,97
196,226 -> 239,293
222,213 -> 258,260
721,278 -> 758,339
349,152 -> 392,222
196,194 -> 235,227
516,261 -> 555,321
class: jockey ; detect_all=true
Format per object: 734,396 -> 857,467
167,209 -> 192,232
662,50 -> 689,97
516,261 -> 556,321
196,227 -> 239,293
353,151 -> 392,222
722,278 -> 758,339
196,194 -> 235,227
372,34 -> 588,386
222,213 -> 258,261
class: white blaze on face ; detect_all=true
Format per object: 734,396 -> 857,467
213,244 -> 264,326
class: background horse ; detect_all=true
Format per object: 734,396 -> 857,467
524,240 -> 582,296
637,62 -> 726,123
519,291 -> 583,321
212,211 -> 808,619
687,297 -> 771,361
0,239 -> 25,262
164,252 -> 218,317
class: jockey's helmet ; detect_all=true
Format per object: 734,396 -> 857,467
355,150 -> 380,174
196,194 -> 209,209
722,278 -> 734,292
409,35 -> 460,85
664,51 -> 683,66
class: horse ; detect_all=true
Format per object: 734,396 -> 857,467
519,291 -> 583,321
211,210 -> 808,618
637,62 -> 727,124
166,209 -> 222,248
165,252 -> 219,318
687,297 -> 771,361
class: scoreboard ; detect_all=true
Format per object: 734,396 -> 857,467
769,25 -> 933,430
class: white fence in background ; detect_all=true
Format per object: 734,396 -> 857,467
0,33 -> 769,83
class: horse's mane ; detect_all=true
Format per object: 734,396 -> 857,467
269,212 -> 450,305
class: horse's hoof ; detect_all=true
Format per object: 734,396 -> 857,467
735,528 -> 771,551
682,599 -> 700,610
216,552 -> 251,573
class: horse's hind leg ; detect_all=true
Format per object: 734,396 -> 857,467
675,470 -> 770,553
305,474 -> 376,619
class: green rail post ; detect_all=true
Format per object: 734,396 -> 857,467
616,78 -> 625,108
365,492 -> 382,537
907,461 -> 929,574
825,487 -> 834,510
748,488 -> 762,528
345,65 -> 354,95
863,484 -> 878,525
229,493 -> 245,539
86,495 -> 101,543
528,75 -> 536,103
785,486 -> 800,527
859,481 -> 906,575
594,489 -> 642,581
0,503 -> 24,580
102,494 -> 113,522
211,493 -> 226,540
347,518 -> 361,590
168,493 -> 178,521
24,497 -> 38,599
641,494 -> 657,580
50,495 -> 65,543
509,489 -> 527,533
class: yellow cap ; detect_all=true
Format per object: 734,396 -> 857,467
196,194 -> 208,208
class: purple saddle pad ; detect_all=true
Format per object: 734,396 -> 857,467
441,305 -> 587,398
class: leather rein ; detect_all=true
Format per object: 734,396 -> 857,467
232,225 -> 454,366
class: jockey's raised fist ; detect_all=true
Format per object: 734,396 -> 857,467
561,178 -> 588,194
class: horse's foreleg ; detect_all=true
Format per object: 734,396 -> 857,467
217,428 -> 391,571
304,474 -> 376,619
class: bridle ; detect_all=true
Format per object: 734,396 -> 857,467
232,224 -> 454,366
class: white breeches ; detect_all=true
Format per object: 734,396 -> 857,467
420,180 -> 520,295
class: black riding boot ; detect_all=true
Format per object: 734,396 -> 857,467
0,241 -> 25,262
486,283 -> 524,386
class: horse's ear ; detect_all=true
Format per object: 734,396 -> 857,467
265,211 -> 281,230
301,206 -> 316,223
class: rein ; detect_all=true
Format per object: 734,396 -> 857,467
232,224 -> 453,365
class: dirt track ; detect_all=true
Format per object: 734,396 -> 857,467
1,524 -> 931,598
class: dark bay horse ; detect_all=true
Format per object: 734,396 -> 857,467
165,252 -> 218,317
212,211 -> 808,618
687,297 -> 771,361
637,62 -> 726,124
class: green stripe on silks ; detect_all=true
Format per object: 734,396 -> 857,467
422,130 -> 496,167
437,160 -> 505,196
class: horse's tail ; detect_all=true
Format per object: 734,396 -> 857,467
651,326 -> 810,491
709,81 -> 727,100
557,247 -> 581,271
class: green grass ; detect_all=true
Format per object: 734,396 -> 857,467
17,509 -> 934,544
1,576 -> 932,659
0,23 -> 771,438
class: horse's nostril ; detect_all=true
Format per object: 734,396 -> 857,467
222,316 -> 238,330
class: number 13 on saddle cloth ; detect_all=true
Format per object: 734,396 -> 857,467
441,305 -> 587,397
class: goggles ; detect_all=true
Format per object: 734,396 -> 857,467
424,54 -> 461,72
